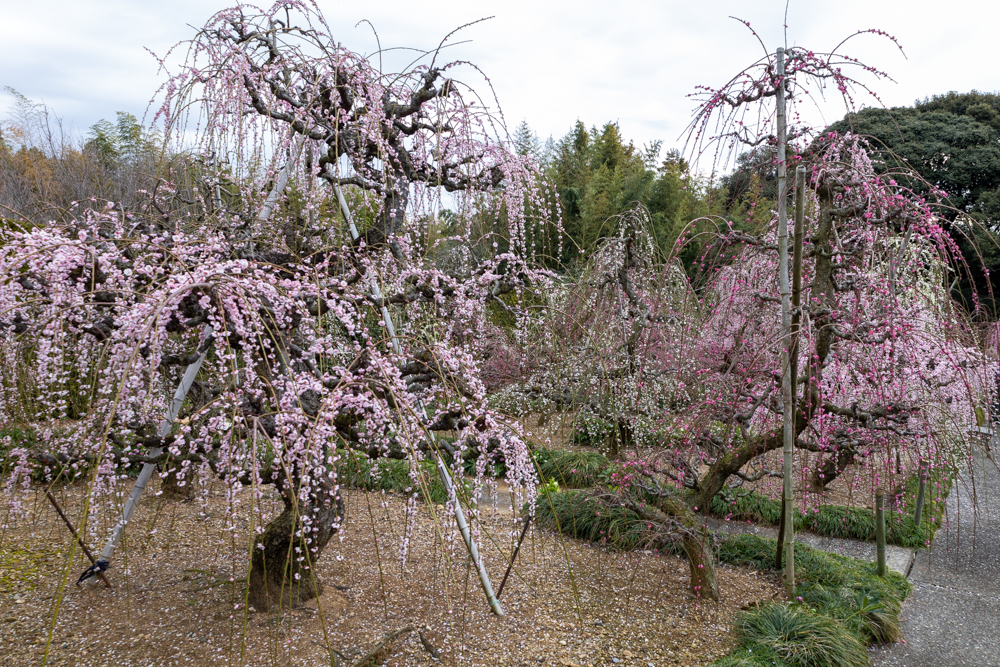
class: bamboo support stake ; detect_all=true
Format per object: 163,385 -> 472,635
778,165 -> 805,571
775,47 -> 795,596
792,166 -> 805,388
97,327 -> 214,564
95,147 -> 298,572
876,488 -> 886,577
334,184 -> 504,616
914,457 -> 927,526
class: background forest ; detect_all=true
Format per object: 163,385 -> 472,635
6,88 -> 1000,308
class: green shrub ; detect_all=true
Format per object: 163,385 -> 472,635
531,446 -> 609,488
337,453 -> 453,504
571,413 -> 615,448
531,488 -> 685,555
735,603 -> 868,667
0,424 -> 156,481
718,533 -> 910,649
533,488 -> 651,550
710,489 -> 788,525
796,584 -> 902,645
461,455 -> 508,479
718,534 -> 910,599
710,463 -> 953,549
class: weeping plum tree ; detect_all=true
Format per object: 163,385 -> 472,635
0,2 -> 556,609
487,206 -> 723,598
495,27 -> 993,589
493,205 -> 693,457
674,26 -> 991,517
677,132 -> 991,513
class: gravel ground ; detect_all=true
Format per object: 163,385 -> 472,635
0,480 -> 782,666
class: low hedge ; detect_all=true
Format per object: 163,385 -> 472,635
710,464 -> 952,549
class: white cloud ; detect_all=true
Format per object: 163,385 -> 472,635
2,0 -> 996,161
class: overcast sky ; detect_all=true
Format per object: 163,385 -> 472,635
2,0 -> 997,164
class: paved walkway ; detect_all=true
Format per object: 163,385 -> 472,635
871,450 -> 1000,666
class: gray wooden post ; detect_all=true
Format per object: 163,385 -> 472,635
334,184 -> 504,617
913,457 -> 927,526
775,46 -> 795,597
876,488 -> 886,577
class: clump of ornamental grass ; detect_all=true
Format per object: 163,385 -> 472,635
532,488 -> 680,552
718,534 -> 910,602
531,447 -> 610,488
733,603 -> 869,667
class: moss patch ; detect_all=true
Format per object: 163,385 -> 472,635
0,545 -> 59,594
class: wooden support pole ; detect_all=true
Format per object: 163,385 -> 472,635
913,457 -> 927,526
876,488 -> 886,577
496,515 -> 531,599
46,491 -> 112,589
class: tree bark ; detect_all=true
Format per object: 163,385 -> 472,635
682,526 -> 720,601
160,464 -> 195,500
808,445 -> 857,492
694,431 -> 783,512
606,417 -> 634,459
637,492 -> 720,601
247,479 -> 344,609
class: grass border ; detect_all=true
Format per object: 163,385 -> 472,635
710,465 -> 953,549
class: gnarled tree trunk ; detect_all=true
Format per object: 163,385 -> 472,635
248,479 -> 344,609
694,431 -> 783,512
160,460 -> 196,500
630,491 -> 720,601
808,444 -> 858,492
682,526 -> 719,601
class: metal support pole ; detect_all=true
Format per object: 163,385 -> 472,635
436,457 -> 504,616
94,144 -> 298,575
335,184 -> 505,616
